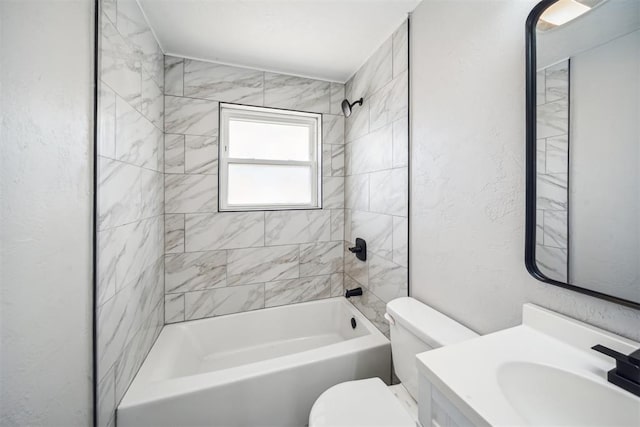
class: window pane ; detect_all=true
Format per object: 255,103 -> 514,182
228,119 -> 311,161
227,164 -> 313,206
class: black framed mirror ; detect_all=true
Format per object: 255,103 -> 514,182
525,0 -> 640,309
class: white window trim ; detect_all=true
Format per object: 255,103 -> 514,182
218,103 -> 323,211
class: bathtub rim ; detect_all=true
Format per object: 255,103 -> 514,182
118,297 -> 390,409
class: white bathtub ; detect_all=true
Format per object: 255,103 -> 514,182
117,297 -> 391,427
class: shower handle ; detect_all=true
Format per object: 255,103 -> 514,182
348,238 -> 367,261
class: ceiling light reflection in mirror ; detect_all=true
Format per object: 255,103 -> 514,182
538,0 -> 607,31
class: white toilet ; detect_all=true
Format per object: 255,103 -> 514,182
308,297 -> 478,426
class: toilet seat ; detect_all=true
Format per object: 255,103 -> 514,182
308,378 -> 416,427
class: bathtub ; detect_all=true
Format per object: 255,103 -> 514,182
117,297 -> 391,427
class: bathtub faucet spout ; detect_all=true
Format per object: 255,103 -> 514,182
345,287 -> 363,298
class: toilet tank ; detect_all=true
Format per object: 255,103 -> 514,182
386,297 -> 478,399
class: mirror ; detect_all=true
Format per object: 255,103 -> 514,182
525,0 -> 640,308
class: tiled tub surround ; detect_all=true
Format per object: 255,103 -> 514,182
536,60 -> 569,283
162,56 -> 347,323
96,1 -> 165,426
344,20 -> 409,337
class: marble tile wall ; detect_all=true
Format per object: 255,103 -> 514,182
536,60 -> 569,282
343,20 -> 409,337
96,1 -> 164,426
163,56 -> 346,323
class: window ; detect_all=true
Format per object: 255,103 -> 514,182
219,103 -> 322,211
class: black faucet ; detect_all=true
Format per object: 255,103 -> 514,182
592,344 -> 640,397
345,287 -> 363,298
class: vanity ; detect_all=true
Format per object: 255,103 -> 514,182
416,304 -> 640,426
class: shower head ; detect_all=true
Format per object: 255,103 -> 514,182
341,98 -> 363,118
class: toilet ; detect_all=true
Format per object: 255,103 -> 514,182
308,297 -> 478,426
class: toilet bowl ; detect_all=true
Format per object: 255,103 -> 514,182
308,297 -> 478,427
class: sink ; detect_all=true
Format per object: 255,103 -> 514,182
498,361 -> 640,426
416,304 -> 640,427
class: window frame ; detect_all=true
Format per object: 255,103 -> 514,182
218,103 -> 323,212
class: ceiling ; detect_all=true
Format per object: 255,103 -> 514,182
138,0 -> 421,82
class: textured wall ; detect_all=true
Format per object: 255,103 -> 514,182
162,57 -> 346,323
411,0 -> 640,342
343,21 -> 409,336
0,0 -> 93,425
536,60 -> 569,282
96,0 -> 165,425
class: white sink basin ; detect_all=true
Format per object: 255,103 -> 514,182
416,304 -> 640,427
498,361 -> 640,426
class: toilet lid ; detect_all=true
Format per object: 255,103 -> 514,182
309,378 -> 416,427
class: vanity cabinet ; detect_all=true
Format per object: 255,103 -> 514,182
418,375 -> 475,427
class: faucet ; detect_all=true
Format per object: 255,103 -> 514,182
592,344 -> 640,397
345,287 -> 363,298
